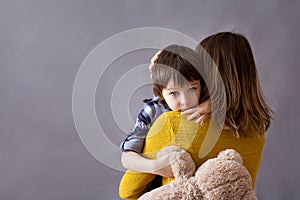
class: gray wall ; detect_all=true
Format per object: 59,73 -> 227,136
1,0 -> 299,199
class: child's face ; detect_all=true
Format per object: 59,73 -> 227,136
162,80 -> 201,111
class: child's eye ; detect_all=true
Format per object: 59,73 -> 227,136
170,91 -> 179,96
188,87 -> 197,93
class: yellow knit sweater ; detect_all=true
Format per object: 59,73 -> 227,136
119,111 -> 265,200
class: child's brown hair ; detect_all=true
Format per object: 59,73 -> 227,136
152,44 -> 209,105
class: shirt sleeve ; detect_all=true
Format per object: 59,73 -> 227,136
120,103 -> 154,153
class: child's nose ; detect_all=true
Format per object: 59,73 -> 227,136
179,94 -> 190,106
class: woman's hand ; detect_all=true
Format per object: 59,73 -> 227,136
182,99 -> 211,124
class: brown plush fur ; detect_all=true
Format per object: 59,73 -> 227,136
138,147 -> 257,200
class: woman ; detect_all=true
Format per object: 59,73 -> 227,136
119,32 -> 273,200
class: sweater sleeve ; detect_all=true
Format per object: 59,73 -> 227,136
119,170 -> 156,200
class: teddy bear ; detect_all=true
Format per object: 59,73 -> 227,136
138,146 -> 257,200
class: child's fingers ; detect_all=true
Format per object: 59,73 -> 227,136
195,114 -> 211,124
187,111 -> 200,121
195,116 -> 205,124
181,107 -> 198,115
148,50 -> 162,76
151,50 -> 162,64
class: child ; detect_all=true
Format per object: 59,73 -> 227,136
119,44 -> 210,193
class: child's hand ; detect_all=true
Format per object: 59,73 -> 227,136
148,50 -> 162,78
181,99 -> 211,124
152,154 -> 174,178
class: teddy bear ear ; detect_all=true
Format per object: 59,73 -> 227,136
218,149 -> 243,164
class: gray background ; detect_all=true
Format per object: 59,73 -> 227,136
1,0 -> 300,199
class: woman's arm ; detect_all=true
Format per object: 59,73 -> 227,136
119,151 -> 173,199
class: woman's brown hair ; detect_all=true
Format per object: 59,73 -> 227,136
196,32 -> 273,137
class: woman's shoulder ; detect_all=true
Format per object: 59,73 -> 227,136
157,111 -> 207,131
164,110 -> 181,116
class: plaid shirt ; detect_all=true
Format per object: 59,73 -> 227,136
120,96 -> 171,153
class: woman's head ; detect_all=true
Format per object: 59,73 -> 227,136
151,45 -> 209,111
196,32 -> 273,136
